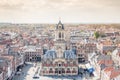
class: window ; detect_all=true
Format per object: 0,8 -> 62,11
50,68 -> 52,71
59,26 -> 62,29
59,32 -> 61,38
73,61 -> 76,65
67,68 -> 70,71
66,68 -> 71,73
49,68 -> 53,73
55,68 -> 58,73
59,64 -> 61,67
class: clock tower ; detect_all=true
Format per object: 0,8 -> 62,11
54,20 -> 66,58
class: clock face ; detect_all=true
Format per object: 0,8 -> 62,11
58,25 -> 62,29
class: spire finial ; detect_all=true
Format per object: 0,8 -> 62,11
59,17 -> 61,23
59,17 -> 61,21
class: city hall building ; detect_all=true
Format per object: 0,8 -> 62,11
40,21 -> 78,76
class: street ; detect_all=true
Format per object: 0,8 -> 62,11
12,63 -> 36,80
12,63 -> 80,80
12,63 -> 99,80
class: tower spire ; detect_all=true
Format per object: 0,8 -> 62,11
59,17 -> 61,23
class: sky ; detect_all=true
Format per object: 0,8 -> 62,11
0,0 -> 120,23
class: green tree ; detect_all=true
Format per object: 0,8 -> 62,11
94,31 -> 100,39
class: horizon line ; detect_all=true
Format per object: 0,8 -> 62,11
0,22 -> 120,24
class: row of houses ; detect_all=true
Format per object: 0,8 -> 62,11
0,53 -> 24,80
0,31 -> 24,80
88,45 -> 120,80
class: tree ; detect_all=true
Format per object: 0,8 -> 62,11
94,31 -> 100,39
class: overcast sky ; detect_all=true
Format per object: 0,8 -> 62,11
0,0 -> 120,23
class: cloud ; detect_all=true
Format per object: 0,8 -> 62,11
0,0 -> 24,10
0,0 -> 120,10
0,0 -> 120,23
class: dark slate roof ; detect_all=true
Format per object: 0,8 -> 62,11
43,50 -> 56,59
56,20 -> 64,30
64,50 -> 76,59
0,59 -> 9,67
100,64 -> 106,70
43,49 -> 76,60
103,46 -> 116,50
97,55 -> 111,61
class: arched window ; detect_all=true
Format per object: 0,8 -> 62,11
49,68 -> 53,73
55,68 -> 58,73
66,68 -> 70,73
59,32 -> 61,38
59,64 -> 61,66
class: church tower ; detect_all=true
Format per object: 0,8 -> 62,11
54,20 -> 66,58
55,20 -> 65,41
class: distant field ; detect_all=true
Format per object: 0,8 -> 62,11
0,23 -> 120,30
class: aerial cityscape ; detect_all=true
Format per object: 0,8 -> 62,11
0,21 -> 120,80
0,0 -> 120,80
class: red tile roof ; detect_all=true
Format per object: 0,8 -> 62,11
98,60 -> 113,66
110,69 -> 120,79
104,67 -> 120,79
104,67 -> 114,72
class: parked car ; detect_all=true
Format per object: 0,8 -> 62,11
33,74 -> 39,79
16,71 -> 22,75
33,76 -> 39,79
